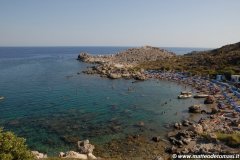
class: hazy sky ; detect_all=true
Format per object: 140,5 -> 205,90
0,0 -> 240,47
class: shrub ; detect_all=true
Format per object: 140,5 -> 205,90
215,132 -> 240,148
0,128 -> 34,160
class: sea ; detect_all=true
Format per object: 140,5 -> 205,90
0,47 -> 209,155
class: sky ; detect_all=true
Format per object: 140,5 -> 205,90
0,0 -> 240,48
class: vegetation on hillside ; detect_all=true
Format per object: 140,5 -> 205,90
138,42 -> 240,76
215,132 -> 240,148
0,128 -> 34,160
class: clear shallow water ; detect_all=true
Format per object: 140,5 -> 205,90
0,47 -> 205,155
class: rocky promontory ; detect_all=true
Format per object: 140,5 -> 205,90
77,46 -> 175,80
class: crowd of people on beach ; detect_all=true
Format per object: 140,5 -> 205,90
144,70 -> 240,155
145,70 -> 240,114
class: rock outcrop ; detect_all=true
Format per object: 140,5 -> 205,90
204,96 -> 215,104
77,46 -> 175,80
188,105 -> 202,113
190,124 -> 203,134
32,151 -> 47,159
59,140 -> 97,159
77,139 -> 95,154
59,151 -> 88,159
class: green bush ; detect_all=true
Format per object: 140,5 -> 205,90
216,132 -> 240,148
0,128 -> 34,160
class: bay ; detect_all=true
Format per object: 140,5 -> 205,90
0,47 -> 206,155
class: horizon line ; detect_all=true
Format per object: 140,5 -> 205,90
0,45 -> 213,49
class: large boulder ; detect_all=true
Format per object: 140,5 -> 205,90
32,151 -> 47,159
204,96 -> 215,104
174,122 -> 182,129
77,139 -> 95,154
175,130 -> 194,139
59,151 -> 97,159
134,74 -> 146,80
63,151 -> 88,159
59,140 -> 97,159
190,124 -> 203,134
189,105 -> 201,113
108,73 -> 122,79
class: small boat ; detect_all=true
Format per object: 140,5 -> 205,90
178,91 -> 192,99
178,94 -> 192,99
193,94 -> 209,98
0,96 -> 4,100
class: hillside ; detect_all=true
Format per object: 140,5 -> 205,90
113,46 -> 175,64
138,42 -> 240,76
78,46 -> 175,65
77,46 -> 175,80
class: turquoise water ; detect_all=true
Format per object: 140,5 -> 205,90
0,47 -> 204,155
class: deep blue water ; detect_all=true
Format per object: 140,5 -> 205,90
0,47 -> 206,155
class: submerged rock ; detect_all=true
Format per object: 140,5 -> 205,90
135,121 -> 145,127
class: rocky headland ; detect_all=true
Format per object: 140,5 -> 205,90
77,46 -> 175,80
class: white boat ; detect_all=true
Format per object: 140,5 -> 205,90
0,96 -> 4,100
178,94 -> 192,99
193,94 -> 209,98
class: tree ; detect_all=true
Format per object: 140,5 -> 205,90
0,128 -> 34,160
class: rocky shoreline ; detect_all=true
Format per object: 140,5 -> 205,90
77,46 -> 175,81
74,46 -> 240,159
32,46 -> 239,159
148,71 -> 240,156
32,139 -> 99,159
